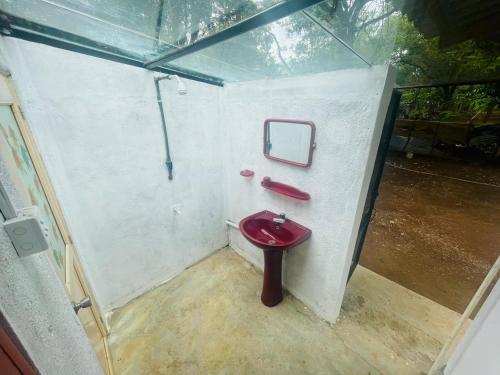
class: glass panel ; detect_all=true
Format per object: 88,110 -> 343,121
1,0 -> 394,82
159,0 -> 284,48
1,0 -> 284,60
167,11 -> 366,82
307,0 -> 400,65
1,0 -> 175,59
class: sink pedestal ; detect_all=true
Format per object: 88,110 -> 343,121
261,250 -> 284,307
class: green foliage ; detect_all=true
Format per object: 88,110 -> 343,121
392,17 -> 500,86
453,86 -> 500,115
399,88 -> 446,120
399,84 -> 500,122
392,16 -> 500,121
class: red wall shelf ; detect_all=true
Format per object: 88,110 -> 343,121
261,176 -> 310,201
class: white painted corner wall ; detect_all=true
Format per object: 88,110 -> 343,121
223,66 -> 395,321
1,37 -> 395,324
1,38 -> 228,313
445,280 -> 500,375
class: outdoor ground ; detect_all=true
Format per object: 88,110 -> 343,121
360,151 -> 500,313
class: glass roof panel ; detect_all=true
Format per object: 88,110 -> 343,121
1,0 -> 175,59
308,0 -> 399,65
158,0 -> 284,48
3,0 -> 493,87
0,0 -> 386,83
167,11 -> 367,82
1,0 -> 285,60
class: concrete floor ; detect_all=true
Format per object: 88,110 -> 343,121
109,247 -> 461,375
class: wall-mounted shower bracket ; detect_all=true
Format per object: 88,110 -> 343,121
154,74 -> 188,180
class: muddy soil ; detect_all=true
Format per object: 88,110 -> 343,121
360,151 -> 500,313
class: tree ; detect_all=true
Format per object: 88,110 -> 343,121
309,0 -> 397,47
278,0 -> 400,74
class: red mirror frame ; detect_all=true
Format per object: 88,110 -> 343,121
263,119 -> 316,167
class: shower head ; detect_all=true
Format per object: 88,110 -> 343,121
171,75 -> 187,95
154,74 -> 187,95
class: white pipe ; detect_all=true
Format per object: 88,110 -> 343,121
225,220 -> 239,230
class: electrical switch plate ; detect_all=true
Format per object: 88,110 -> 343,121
3,206 -> 49,257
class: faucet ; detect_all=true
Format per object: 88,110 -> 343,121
273,213 -> 287,224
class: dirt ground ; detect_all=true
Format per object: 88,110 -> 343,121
360,151 -> 500,313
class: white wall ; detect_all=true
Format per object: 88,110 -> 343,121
222,67 -> 395,322
0,158 -> 103,375
445,280 -> 500,375
1,38 -> 228,313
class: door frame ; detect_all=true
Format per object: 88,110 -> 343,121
0,73 -> 113,373
0,312 -> 38,375
348,89 -> 402,281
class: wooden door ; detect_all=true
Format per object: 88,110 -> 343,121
66,245 -> 112,375
0,76 -> 112,375
0,313 -> 38,375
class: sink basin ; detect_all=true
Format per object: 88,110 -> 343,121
239,210 -> 311,307
239,210 -> 311,251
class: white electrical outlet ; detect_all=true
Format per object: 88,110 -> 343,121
3,206 -> 49,257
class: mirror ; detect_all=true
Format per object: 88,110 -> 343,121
264,119 -> 316,167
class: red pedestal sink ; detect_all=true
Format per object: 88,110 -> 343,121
239,210 -> 312,307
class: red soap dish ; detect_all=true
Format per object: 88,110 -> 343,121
261,177 -> 310,200
240,169 -> 255,177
